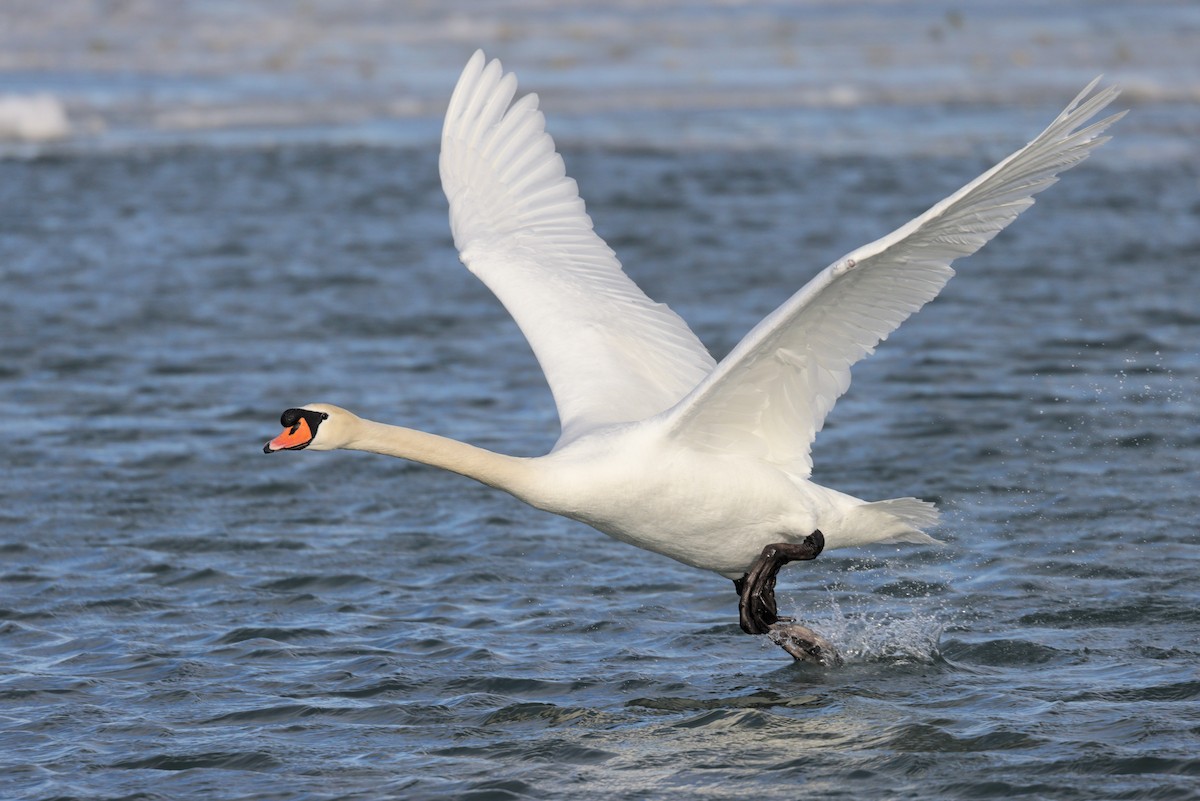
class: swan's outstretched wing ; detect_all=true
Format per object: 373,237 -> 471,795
440,51 -> 715,446
666,80 -> 1124,476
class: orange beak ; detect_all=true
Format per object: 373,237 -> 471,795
264,417 -> 314,453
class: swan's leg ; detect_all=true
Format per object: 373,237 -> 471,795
735,530 -> 824,635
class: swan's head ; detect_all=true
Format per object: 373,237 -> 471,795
263,404 -> 355,453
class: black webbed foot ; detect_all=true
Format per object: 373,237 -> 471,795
734,530 -> 824,635
768,622 -> 844,667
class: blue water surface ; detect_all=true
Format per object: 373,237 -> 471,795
1,3 -> 1198,799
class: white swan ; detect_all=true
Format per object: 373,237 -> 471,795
266,51 -> 1122,654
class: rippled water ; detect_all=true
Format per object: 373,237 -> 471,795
3,135 -> 1198,799
3,2 -> 1200,798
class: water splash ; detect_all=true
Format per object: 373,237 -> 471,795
806,596 -> 948,665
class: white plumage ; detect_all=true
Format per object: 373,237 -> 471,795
269,51 -> 1122,582
441,53 -> 715,447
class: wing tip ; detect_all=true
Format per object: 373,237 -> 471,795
1052,76 -> 1124,141
445,49 -> 506,129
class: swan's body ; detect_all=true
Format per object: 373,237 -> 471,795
287,404 -> 891,577
267,52 -> 1121,593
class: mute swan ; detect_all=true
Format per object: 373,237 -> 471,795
266,50 -> 1122,663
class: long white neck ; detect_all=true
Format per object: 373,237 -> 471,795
344,417 -> 536,497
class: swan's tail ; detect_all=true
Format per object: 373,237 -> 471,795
846,497 -> 943,547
